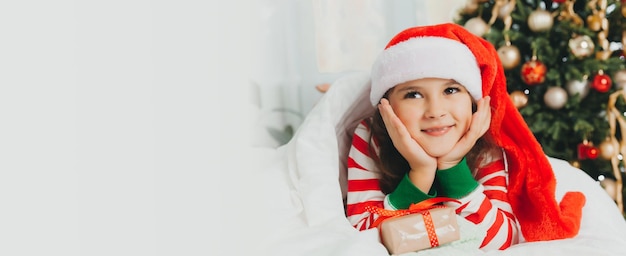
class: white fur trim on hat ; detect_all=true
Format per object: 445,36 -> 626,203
370,36 -> 482,106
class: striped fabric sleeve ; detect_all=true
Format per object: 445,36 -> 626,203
345,119 -> 519,251
345,120 -> 385,230
443,159 -> 519,251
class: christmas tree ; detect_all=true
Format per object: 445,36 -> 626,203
455,0 -> 626,213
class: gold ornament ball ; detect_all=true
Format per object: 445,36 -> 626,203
464,17 -> 489,37
570,160 -> 580,168
599,139 -> 618,160
528,9 -> 554,32
568,35 -> 595,58
614,69 -> 626,90
600,178 -> 618,201
509,90 -> 529,109
544,87 -> 568,110
586,14 -> 603,31
497,45 -> 521,70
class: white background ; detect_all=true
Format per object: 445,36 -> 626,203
0,0 -> 467,255
0,1 -> 253,255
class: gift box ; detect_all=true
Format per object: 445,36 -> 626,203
366,198 -> 461,255
379,207 -> 460,254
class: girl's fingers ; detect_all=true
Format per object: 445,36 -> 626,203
379,99 -> 410,142
378,99 -> 394,129
467,96 -> 491,139
379,99 -> 434,169
448,96 -> 491,157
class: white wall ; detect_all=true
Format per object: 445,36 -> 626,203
250,0 -> 467,148
1,1 -> 249,255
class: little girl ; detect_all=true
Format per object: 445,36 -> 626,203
345,23 -> 586,251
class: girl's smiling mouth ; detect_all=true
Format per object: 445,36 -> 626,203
421,125 -> 454,135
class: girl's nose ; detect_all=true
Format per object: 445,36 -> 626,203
424,98 -> 446,118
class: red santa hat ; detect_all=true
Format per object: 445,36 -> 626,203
370,23 -> 585,242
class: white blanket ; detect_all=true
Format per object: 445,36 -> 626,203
252,71 -> 626,256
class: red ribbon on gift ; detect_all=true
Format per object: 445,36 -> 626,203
365,197 -> 460,248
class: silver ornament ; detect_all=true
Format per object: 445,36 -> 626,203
464,17 -> 489,37
568,35 -> 595,58
544,86 -> 568,109
565,78 -> 590,99
528,9 -> 554,32
599,139 -> 619,160
497,44 -> 521,70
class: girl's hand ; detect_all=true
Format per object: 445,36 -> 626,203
378,99 -> 437,172
438,96 -> 492,170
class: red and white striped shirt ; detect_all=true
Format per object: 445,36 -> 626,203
345,120 -> 519,251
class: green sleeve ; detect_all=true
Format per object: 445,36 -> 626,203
435,158 -> 479,198
387,174 -> 437,209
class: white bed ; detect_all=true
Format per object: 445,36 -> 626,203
251,71 -> 626,256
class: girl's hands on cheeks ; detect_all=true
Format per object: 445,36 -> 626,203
437,96 -> 492,170
378,99 -> 437,188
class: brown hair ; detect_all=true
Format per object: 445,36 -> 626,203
368,92 -> 500,194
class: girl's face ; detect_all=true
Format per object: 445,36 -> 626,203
387,77 -> 474,157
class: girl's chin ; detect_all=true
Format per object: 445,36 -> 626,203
423,147 -> 454,158
426,150 -> 450,158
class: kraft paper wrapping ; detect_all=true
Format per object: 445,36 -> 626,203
379,207 -> 460,255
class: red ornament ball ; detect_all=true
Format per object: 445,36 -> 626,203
587,146 -> 599,159
592,73 -> 612,93
521,58 -> 547,85
578,142 -> 599,160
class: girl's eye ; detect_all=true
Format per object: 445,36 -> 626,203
444,87 -> 461,95
404,91 -> 423,99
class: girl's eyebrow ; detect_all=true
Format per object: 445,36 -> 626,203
396,80 -> 460,93
396,85 -> 420,93
443,80 -> 461,86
